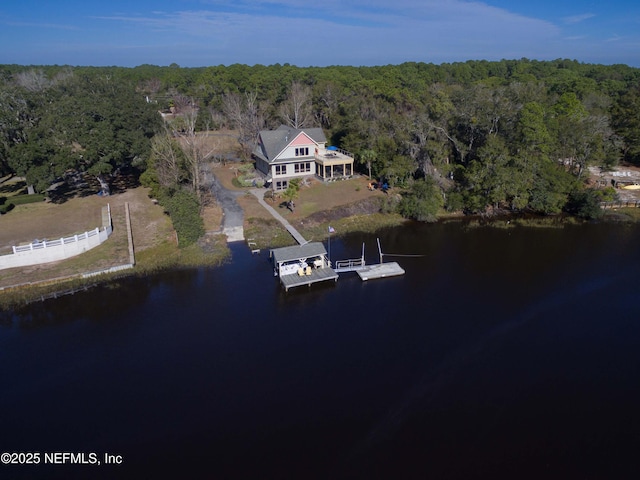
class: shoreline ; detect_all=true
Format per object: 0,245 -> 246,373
2,175 -> 639,311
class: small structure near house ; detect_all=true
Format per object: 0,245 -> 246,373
253,125 -> 354,191
270,242 -> 338,291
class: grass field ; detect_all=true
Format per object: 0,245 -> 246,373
212,161 -> 405,248
0,184 -> 176,289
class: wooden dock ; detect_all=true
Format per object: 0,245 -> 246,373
279,267 -> 339,292
255,194 -> 407,291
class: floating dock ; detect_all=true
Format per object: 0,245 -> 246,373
355,261 -> 405,281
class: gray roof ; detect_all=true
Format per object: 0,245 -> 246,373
256,125 -> 326,163
271,242 -> 327,264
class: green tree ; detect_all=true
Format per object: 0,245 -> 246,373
398,177 -> 444,222
359,149 -> 377,179
0,88 -> 30,176
612,84 -> 640,165
565,188 -> 603,220
381,155 -> 415,188
465,135 -> 513,210
551,92 -> 604,178
282,178 -> 301,210
7,73 -> 161,194
528,159 -> 575,214
518,102 -> 552,156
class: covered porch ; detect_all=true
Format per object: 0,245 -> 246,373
314,147 -> 354,181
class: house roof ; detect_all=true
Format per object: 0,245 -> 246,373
271,242 -> 328,264
256,125 -> 326,163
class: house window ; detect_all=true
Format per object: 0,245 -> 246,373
295,147 -> 309,157
294,162 -> 311,174
275,165 -> 286,176
275,180 -> 288,191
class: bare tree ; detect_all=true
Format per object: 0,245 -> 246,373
314,82 -> 339,128
222,90 -> 264,158
280,81 -> 313,129
13,69 -> 52,92
150,130 -> 185,188
174,102 -> 218,200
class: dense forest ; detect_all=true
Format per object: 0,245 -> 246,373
2,59 -> 640,225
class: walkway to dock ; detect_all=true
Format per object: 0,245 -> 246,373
249,189 -> 307,245
249,188 -> 406,289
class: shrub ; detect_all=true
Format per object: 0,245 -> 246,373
0,203 -> 15,214
10,194 -> 46,206
445,191 -> 465,212
160,189 -> 205,247
139,166 -> 161,199
565,188 -> 603,220
595,186 -> 617,202
398,178 -> 444,222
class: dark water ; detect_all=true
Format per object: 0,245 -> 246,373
1,220 -> 640,479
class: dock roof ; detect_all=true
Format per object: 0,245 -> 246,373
271,242 -> 327,264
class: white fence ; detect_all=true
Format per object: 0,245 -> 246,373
0,225 -> 112,270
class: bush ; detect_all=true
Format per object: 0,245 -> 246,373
0,202 -> 15,214
398,178 -> 444,222
595,186 -> 617,202
139,167 -> 161,199
10,194 -> 46,206
445,191 -> 465,212
565,188 -> 603,220
160,189 -> 205,247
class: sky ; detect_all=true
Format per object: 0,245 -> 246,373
1,0 -> 639,68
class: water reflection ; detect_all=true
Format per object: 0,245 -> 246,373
1,220 -> 640,479
2,270 -> 204,328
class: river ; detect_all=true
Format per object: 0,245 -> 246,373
1,220 -> 639,479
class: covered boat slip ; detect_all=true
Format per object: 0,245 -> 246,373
270,241 -> 406,291
270,242 -> 338,291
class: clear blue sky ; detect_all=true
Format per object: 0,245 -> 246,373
1,0 -> 639,67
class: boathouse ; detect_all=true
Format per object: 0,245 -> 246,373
270,242 -> 338,291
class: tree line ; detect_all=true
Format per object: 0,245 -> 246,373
1,58 -> 640,227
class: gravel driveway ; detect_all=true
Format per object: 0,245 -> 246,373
205,165 -> 245,242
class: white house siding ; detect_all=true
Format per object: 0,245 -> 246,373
271,160 -> 317,190
277,144 -> 315,161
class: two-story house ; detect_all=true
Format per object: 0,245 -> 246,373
253,125 -> 354,191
